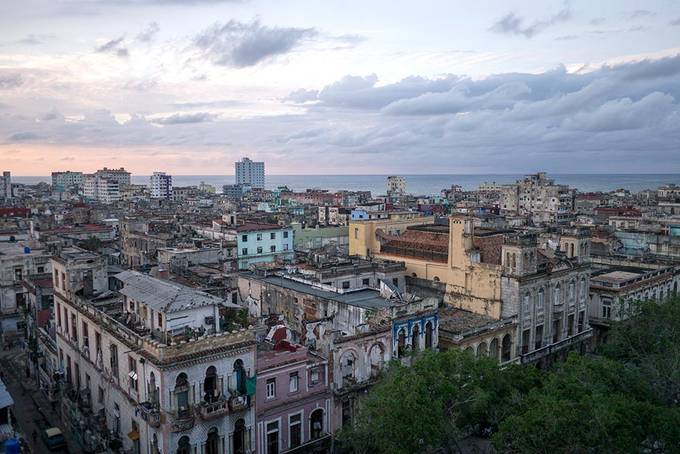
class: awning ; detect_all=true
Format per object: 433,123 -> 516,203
127,429 -> 140,441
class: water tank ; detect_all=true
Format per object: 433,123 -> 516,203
23,246 -> 31,254
4,438 -> 20,454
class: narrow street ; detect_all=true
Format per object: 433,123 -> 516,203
1,347 -> 82,453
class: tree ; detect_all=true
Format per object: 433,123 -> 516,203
80,235 -> 102,252
337,350 -> 540,454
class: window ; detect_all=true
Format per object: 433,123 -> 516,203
392,277 -> 399,287
37,266 -> 44,273
289,372 -> 299,393
54,269 -> 59,288
128,357 -> 138,392
257,246 -> 263,254
110,344 -> 119,377
283,244 -> 289,251
242,248 -> 248,256
362,278 -> 370,286
537,289 -> 545,311
98,386 -> 105,404
270,245 -> 276,253
578,311 -> 585,332
157,313 -> 162,328
522,293 -> 530,315
567,313 -> 575,337
82,321 -> 89,349
56,302 -> 62,328
14,268 -> 22,282
310,409 -> 324,439
534,325 -> 543,350
242,235 -> 248,242
310,368 -> 320,385
289,414 -> 302,449
266,421 -> 279,454
270,232 -> 276,240
354,228 -> 358,240
342,281 -> 350,289
266,378 -> 276,399
602,299 -> 612,319
283,231 -> 289,239
257,233 -> 262,241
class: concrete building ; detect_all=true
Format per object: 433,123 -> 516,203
588,259 -> 678,345
350,215 -> 593,366
235,223 -> 294,270
500,172 -> 574,224
51,171 -> 84,191
0,378 -> 15,446
255,341 -> 331,454
235,158 -> 265,190
0,172 -> 11,200
53,251 -> 257,454
149,172 -> 173,199
84,174 -> 121,204
94,167 -> 131,187
386,176 -> 406,195
317,206 -> 351,226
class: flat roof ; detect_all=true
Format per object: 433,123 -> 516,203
249,274 -> 399,311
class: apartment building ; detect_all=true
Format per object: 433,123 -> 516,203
235,223 -> 294,270
52,250 -> 257,454
0,172 -> 11,200
150,172 -> 173,199
51,171 -> 84,190
500,172 -> 574,224
235,158 -> 265,190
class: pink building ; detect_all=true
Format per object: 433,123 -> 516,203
255,341 -> 332,454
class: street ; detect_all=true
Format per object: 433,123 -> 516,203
1,347 -> 82,454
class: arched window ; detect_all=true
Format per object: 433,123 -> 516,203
233,359 -> 246,395
425,321 -> 433,349
205,427 -> 219,454
464,346 -> 474,355
433,276 -> 440,282
368,344 -> 384,378
310,409 -> 324,439
233,419 -> 246,454
501,334 -> 512,362
177,436 -> 191,454
340,352 -> 356,384
477,342 -> 488,357
411,324 -> 420,351
489,338 -> 499,361
397,328 -> 406,357
569,243 -> 575,257
175,373 -> 190,418
204,366 -> 218,402
411,273 -> 417,278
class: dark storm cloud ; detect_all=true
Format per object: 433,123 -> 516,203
489,3 -> 572,38
95,36 -> 129,57
194,19 -> 316,67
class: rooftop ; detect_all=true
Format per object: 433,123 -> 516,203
115,270 -> 239,313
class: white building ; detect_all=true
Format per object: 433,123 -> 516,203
51,171 -> 84,190
95,167 -> 131,187
149,172 -> 173,199
84,174 -> 121,203
53,253 -> 257,454
235,223 -> 294,270
235,158 -> 265,190
0,172 -> 11,200
386,176 -> 406,195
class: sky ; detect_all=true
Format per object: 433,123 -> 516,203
1,0 -> 680,176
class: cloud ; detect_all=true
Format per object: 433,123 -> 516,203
194,19 -> 316,67
136,22 -> 160,42
0,73 -> 23,90
624,10 -> 655,20
284,88 -> 319,104
95,36 -> 129,57
61,156 -> 75,161
15,33 -> 56,45
171,100 -> 243,108
151,112 -> 216,124
489,3 -> 572,38
671,18 -> 680,26
7,132 -> 41,141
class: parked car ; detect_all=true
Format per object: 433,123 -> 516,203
41,427 -> 67,451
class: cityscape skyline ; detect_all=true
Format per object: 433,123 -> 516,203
1,0 -> 680,175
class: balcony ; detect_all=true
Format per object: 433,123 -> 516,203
169,412 -> 195,433
137,402 -> 161,428
228,394 -> 249,413
196,395 -> 229,420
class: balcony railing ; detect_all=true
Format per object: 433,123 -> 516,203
169,411 -> 195,433
228,394 -> 249,413
196,395 -> 229,420
137,402 -> 161,428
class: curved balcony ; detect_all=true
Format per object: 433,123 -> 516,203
196,395 -> 229,420
137,402 -> 161,428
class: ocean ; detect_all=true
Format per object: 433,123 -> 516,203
11,174 -> 680,196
